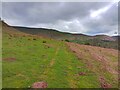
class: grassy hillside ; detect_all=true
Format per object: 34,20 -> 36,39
2,27 -> 99,88
2,21 -> 118,88
14,26 -> 118,50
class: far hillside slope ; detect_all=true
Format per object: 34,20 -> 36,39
13,26 -> 74,40
13,26 -> 118,50
2,21 -> 25,35
14,26 -> 116,41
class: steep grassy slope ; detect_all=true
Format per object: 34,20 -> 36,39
2,22 -> 24,35
2,21 -> 118,88
14,26 -> 73,40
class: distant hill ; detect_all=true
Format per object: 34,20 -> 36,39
13,26 -> 118,50
13,26 -> 116,41
112,36 -> 120,41
1,21 -> 118,50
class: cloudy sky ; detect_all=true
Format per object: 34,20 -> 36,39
1,1 -> 119,36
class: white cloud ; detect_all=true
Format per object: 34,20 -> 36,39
90,1 -> 118,18
29,19 -> 88,34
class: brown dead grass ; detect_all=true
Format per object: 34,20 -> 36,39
66,42 -> 118,74
66,42 -> 118,87
3,57 -> 16,61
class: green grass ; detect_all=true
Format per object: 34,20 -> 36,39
2,33 -> 100,88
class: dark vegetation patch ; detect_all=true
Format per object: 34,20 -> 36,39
43,41 -> 46,43
65,39 -> 70,42
9,34 -> 13,37
84,42 -> 90,45
33,38 -> 37,40
8,37 -> 11,39
44,45 -> 50,49
28,38 -> 31,40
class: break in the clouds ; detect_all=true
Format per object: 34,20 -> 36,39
2,1 -> 118,36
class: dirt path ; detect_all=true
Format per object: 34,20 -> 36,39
49,47 -> 59,67
39,47 -> 60,81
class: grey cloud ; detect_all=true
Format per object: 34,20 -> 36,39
83,4 -> 118,35
0,2 -> 1,18
2,2 -> 110,24
2,2 -> 118,36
